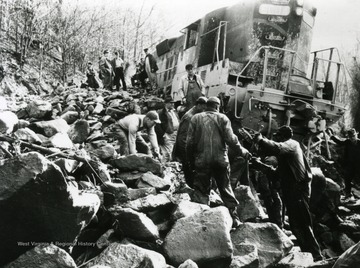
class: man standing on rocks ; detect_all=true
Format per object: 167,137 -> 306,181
155,96 -> 180,162
144,48 -> 158,90
111,51 -> 127,91
186,96 -> 251,228
172,96 -> 207,187
117,111 -> 161,158
254,125 -> 324,261
99,49 -> 114,90
330,128 -> 360,199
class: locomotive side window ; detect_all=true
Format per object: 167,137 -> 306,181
185,22 -> 199,49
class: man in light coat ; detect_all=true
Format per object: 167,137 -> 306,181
175,64 -> 205,111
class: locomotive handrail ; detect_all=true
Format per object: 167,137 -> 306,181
311,57 -> 346,104
235,45 -> 297,89
234,45 -> 297,119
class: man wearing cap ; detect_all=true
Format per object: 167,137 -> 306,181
155,96 -> 180,162
116,111 -> 161,157
173,96 -> 208,187
186,96 -> 251,228
176,64 -> 205,111
111,51 -> 127,91
254,125 -> 323,261
330,128 -> 360,198
99,50 -> 114,90
144,48 -> 158,90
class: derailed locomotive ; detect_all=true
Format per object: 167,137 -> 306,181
153,0 -> 347,140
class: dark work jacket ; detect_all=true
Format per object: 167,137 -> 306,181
155,108 -> 179,145
331,136 -> 360,172
258,138 -> 312,201
145,54 -> 158,73
186,109 -> 247,168
173,106 -> 198,161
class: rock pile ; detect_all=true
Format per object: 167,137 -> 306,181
0,85 -> 359,268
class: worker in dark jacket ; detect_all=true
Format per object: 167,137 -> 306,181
172,96 -> 207,187
330,128 -> 360,198
99,49 -> 114,90
155,96 -> 180,162
186,96 -> 251,228
254,126 -> 323,261
144,48 -> 158,90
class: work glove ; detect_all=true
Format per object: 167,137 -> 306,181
253,133 -> 263,143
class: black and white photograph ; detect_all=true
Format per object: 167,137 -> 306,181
0,0 -> 359,267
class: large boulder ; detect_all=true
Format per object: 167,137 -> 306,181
85,242 -> 167,268
29,118 -> 70,137
0,152 -> 100,265
234,185 -> 265,221
0,111 -> 18,134
231,223 -> 293,268
4,244 -> 77,268
164,206 -> 233,266
110,154 -> 163,175
68,119 -> 90,143
110,207 -> 159,242
26,99 -> 52,119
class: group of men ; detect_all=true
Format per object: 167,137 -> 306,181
90,48 -> 158,92
98,50 -> 127,91
110,60 -> 360,262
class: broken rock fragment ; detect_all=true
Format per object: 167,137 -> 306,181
110,207 -> 160,242
230,243 -> 259,268
234,185 -> 265,221
137,171 -> 171,191
110,153 -> 163,175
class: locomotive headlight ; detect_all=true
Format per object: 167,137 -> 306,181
296,0 -> 304,6
295,7 -> 303,16
228,87 -> 236,96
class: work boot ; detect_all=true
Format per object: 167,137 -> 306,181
230,208 -> 242,229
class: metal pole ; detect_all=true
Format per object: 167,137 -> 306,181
222,22 -> 227,61
312,59 -> 318,96
310,52 -> 317,81
286,52 -> 295,94
333,63 -> 341,104
262,48 -> 269,90
325,48 -> 333,82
